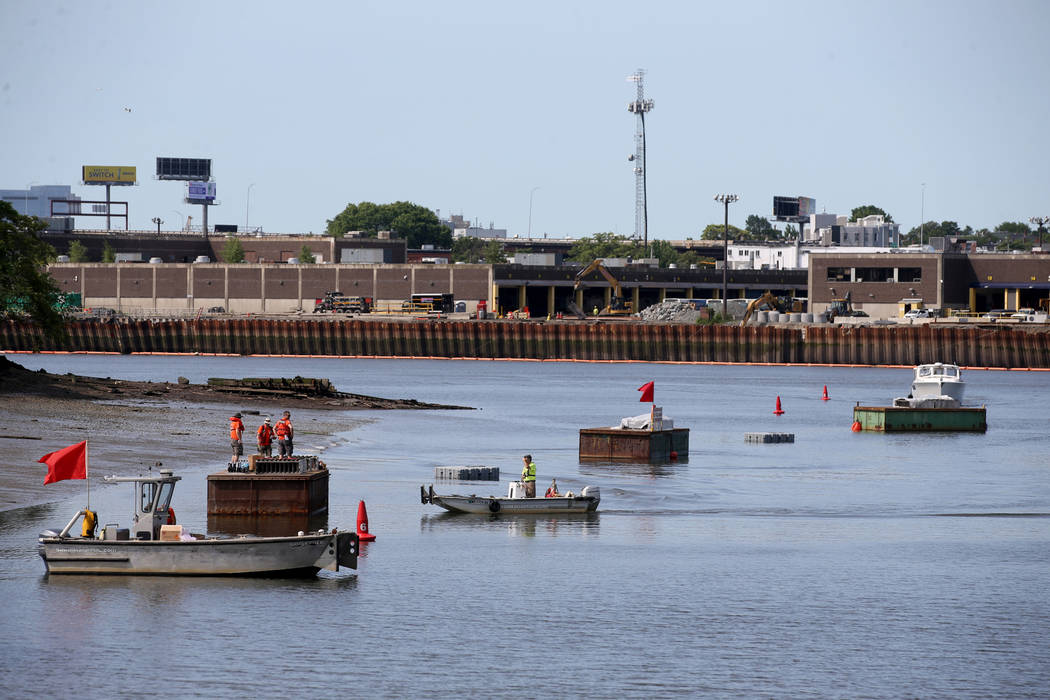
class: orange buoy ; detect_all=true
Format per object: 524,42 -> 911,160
822,385 -> 830,401
851,420 -> 862,432
774,396 -> 785,415
356,500 -> 376,542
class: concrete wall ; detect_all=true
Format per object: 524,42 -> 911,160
47,263 -> 493,314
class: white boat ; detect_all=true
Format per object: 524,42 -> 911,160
420,482 -> 600,515
38,469 -> 357,576
909,362 -> 965,403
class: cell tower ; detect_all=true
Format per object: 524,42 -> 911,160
627,69 -> 654,246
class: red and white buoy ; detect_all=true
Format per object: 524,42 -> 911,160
356,500 -> 376,542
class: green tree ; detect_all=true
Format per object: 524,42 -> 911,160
850,205 -> 893,222
325,201 -> 451,249
452,236 -> 485,263
222,236 -> 245,263
744,214 -> 778,240
67,240 -> 89,262
0,201 -> 65,341
901,220 -> 962,246
298,245 -> 316,264
482,240 -> 507,264
700,223 -> 747,241
567,232 -> 643,262
101,240 -> 116,263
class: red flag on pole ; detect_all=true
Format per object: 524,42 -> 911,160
638,381 -> 654,403
39,441 -> 87,485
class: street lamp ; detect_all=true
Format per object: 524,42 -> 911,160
246,183 -> 256,233
528,186 -> 540,238
151,217 -> 163,234
1030,216 -> 1049,248
714,194 -> 738,317
920,182 -> 926,247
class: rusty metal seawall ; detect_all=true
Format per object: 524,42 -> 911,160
2,319 -> 1049,368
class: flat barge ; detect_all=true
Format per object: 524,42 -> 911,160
852,405 -> 987,432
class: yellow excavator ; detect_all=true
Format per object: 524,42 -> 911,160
740,291 -> 803,326
573,260 -> 634,316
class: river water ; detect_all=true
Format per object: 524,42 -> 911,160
1,356 -> 1048,698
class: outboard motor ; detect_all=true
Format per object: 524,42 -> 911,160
580,486 -> 600,501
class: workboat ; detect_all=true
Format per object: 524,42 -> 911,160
420,481 -> 600,515
908,362 -> 966,404
38,468 -> 357,576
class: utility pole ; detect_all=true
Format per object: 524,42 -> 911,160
714,194 -> 739,316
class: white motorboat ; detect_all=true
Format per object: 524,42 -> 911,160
909,362 -> 965,403
38,468 -> 357,576
421,481 -> 599,515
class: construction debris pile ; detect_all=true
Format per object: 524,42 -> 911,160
638,300 -> 705,324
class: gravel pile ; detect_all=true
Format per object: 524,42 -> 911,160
638,300 -> 704,324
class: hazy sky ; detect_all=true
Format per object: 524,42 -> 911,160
3,0 -> 1048,238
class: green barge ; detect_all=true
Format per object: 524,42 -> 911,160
852,404 -> 987,432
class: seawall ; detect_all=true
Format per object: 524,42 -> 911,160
3,319 -> 1050,368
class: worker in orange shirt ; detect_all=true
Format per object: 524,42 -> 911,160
257,417 -> 274,457
275,411 -> 294,457
229,412 -> 245,466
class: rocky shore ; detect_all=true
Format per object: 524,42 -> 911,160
0,357 -> 468,511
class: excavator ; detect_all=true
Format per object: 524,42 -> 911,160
573,260 -> 634,316
740,291 -> 801,326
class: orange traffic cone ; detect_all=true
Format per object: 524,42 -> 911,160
356,500 -> 376,542
774,396 -> 785,415
822,385 -> 830,401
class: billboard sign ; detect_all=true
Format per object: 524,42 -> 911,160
82,165 -> 137,185
157,157 -> 211,181
773,195 -> 816,221
186,181 -> 216,202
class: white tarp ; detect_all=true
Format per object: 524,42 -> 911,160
618,413 -> 674,430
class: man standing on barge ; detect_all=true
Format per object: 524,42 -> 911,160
275,411 -> 294,457
229,412 -> 244,466
521,454 -> 537,497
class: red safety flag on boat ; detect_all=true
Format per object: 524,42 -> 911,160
39,441 -> 87,485
638,381 -> 654,403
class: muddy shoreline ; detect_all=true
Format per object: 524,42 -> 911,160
0,357 -> 467,512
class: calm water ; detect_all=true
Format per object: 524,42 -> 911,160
2,355 -> 1048,699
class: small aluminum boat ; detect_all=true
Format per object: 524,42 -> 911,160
38,469 -> 357,576
421,482 -> 599,515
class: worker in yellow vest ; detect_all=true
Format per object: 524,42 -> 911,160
521,454 -> 537,498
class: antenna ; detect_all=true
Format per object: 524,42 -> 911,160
627,69 -> 654,247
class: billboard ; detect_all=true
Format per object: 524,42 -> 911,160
82,165 -> 137,185
773,195 -> 816,221
157,157 -> 211,181
186,181 -> 216,202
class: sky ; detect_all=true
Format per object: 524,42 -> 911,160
3,0 -> 1049,239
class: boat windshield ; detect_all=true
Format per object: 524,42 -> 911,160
141,482 -> 157,512
157,481 -> 174,512
944,367 -> 957,377
918,366 -> 932,377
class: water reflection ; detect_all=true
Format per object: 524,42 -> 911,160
577,460 -> 690,479
419,512 -> 600,537
207,513 -> 328,537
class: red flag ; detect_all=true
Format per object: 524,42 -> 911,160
39,441 -> 87,485
638,381 -> 654,403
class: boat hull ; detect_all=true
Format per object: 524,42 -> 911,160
38,531 -> 358,576
430,495 -> 599,515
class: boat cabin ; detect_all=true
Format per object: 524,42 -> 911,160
915,363 -> 959,380
102,469 -> 180,540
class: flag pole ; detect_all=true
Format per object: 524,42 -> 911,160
85,441 -> 90,511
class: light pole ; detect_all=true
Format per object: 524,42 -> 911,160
528,186 -> 540,238
920,182 -> 926,247
25,182 -> 37,216
246,183 -> 256,233
714,194 -> 738,317
151,217 -> 163,234
1031,216 -> 1049,249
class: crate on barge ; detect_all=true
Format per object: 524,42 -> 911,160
207,456 -> 329,515
852,405 -> 987,433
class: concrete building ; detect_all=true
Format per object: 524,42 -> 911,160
1,185 -> 80,228
804,214 -> 900,248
